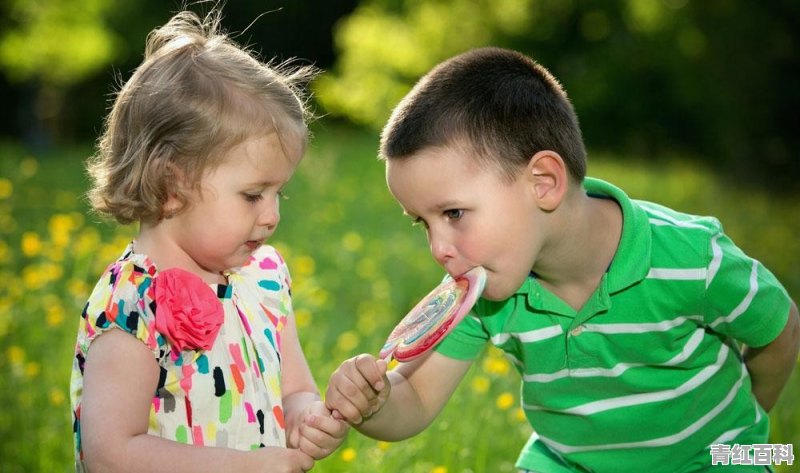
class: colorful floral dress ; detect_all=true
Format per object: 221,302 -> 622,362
70,243 -> 293,465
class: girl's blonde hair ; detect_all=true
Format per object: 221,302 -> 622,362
87,9 -> 316,224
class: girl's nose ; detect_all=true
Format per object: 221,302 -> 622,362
259,198 -> 280,230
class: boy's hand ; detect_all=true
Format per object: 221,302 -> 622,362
325,354 -> 390,424
295,401 -> 349,460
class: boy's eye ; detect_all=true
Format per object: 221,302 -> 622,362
444,209 -> 464,220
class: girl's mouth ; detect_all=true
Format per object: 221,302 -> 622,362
245,240 -> 262,251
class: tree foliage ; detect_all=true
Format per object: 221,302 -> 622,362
316,0 -> 800,191
0,0 -> 120,86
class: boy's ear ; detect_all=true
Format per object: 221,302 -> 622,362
525,150 -> 568,212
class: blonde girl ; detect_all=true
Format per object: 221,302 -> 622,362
70,9 -> 346,472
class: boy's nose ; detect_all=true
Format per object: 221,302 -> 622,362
430,235 -> 456,268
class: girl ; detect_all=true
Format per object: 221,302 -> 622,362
70,9 -> 346,473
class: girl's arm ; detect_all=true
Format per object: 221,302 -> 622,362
280,312 -> 349,458
80,329 -> 314,473
326,351 -> 473,441
744,301 -> 800,412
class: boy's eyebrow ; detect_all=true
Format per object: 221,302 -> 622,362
402,200 -> 463,218
433,200 -> 462,211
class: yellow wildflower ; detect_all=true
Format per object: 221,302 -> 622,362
7,345 -> 25,364
20,156 -> 38,177
49,388 -> 66,407
293,255 -> 316,276
74,228 -> 101,256
49,213 -> 77,247
22,266 -> 45,290
21,232 -> 42,257
496,392 -> 515,410
431,467 -> 448,473
341,447 -> 357,462
47,304 -> 65,327
0,240 -> 9,263
377,441 -> 391,451
68,279 -> 90,300
342,232 -> 363,252
0,178 -> 12,199
25,361 -> 41,378
482,355 -> 510,375
356,257 -> 377,279
336,330 -> 360,353
470,375 -> 490,394
294,308 -> 312,328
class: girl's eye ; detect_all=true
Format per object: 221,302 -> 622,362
412,217 -> 429,229
244,193 -> 263,203
444,209 -> 464,220
278,190 -> 289,200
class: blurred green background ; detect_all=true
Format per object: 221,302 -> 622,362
0,1 -> 797,472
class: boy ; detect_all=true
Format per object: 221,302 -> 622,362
325,47 -> 799,472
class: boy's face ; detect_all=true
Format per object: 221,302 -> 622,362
386,144 -> 545,301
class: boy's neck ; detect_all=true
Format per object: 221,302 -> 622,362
534,190 -> 623,311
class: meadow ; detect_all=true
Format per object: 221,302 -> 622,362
0,123 -> 797,472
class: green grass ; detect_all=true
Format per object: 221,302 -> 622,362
0,124 -> 797,472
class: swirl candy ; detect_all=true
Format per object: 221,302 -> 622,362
380,266 -> 487,362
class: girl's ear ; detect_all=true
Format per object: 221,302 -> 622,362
525,150 -> 568,212
161,162 -> 187,219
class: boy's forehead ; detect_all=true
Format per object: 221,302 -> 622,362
385,146 -> 498,212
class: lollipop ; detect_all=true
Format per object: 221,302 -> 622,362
379,266 -> 487,362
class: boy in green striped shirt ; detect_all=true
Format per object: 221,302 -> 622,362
325,47 -> 799,472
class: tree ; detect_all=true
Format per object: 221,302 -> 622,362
0,0 -> 121,146
316,0 -> 800,192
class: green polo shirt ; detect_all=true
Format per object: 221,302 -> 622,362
436,177 -> 791,473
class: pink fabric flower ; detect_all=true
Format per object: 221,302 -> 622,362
154,268 -> 224,351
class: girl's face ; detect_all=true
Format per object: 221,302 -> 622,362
386,144 -> 546,301
169,133 -> 300,279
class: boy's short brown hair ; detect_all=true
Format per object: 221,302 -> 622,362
380,47 -> 586,183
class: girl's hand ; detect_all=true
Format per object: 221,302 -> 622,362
325,354 -> 390,424
250,447 -> 314,472
294,401 -> 350,459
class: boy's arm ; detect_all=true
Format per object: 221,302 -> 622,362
327,352 -> 473,441
743,300 -> 800,412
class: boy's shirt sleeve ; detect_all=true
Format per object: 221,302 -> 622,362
703,226 -> 792,348
434,311 -> 489,360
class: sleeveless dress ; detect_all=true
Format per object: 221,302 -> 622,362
70,243 -> 293,467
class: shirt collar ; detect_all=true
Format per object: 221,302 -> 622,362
514,177 -> 652,302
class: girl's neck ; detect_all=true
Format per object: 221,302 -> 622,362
135,224 -> 228,285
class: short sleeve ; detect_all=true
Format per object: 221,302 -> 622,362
236,245 -> 292,302
435,309 -> 490,360
77,258 -> 169,363
703,227 -> 791,348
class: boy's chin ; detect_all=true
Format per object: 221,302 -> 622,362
481,286 -> 512,301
